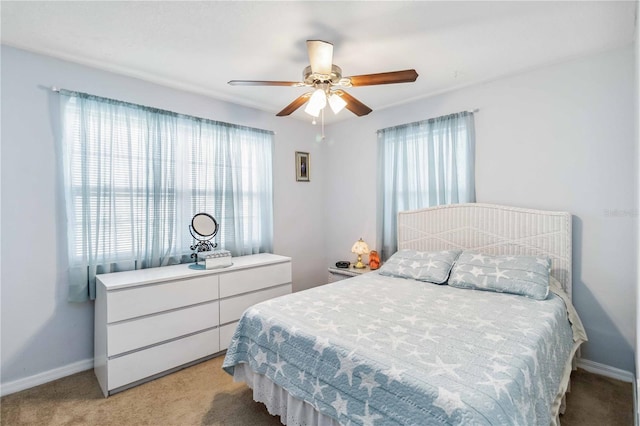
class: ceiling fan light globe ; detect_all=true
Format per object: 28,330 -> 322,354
304,103 -> 322,117
308,88 -> 327,110
328,93 -> 347,114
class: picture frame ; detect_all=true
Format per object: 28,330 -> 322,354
295,151 -> 310,182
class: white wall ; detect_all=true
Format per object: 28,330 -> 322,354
0,46 -> 328,387
324,46 -> 637,373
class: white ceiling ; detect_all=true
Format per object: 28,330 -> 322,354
1,1 -> 637,123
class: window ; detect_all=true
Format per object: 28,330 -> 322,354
377,112 -> 475,260
60,91 -> 274,301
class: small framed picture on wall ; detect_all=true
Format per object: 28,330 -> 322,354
295,151 -> 310,182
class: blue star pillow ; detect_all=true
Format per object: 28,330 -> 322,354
448,251 -> 551,300
378,249 -> 462,284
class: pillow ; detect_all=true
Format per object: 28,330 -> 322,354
448,251 -> 551,300
378,249 -> 462,284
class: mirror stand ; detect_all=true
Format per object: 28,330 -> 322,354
190,239 -> 218,265
188,213 -> 219,269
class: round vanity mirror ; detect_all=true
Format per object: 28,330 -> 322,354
189,212 -> 219,270
191,213 -> 218,238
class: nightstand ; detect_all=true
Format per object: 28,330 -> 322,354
328,265 -> 372,283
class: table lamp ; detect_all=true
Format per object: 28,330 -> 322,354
351,238 -> 370,269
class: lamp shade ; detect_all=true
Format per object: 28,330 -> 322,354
351,238 -> 370,255
305,88 -> 327,117
304,102 -> 322,117
328,92 -> 347,114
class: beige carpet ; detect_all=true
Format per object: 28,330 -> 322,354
1,356 -> 633,425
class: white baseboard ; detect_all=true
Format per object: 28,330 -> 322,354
577,358 -> 635,383
0,358 -> 94,397
578,358 -> 637,425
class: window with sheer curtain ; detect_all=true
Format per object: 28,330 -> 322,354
60,90 -> 274,302
377,112 -> 476,260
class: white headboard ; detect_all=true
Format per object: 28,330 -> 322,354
397,203 -> 573,298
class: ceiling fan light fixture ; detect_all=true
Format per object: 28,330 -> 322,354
305,88 -> 327,116
328,93 -> 347,114
305,103 -> 322,117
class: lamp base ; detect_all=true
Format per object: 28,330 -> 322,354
354,261 -> 366,269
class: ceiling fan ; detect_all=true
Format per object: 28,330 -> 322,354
228,40 -> 419,118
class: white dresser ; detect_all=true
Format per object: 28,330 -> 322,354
94,253 -> 292,396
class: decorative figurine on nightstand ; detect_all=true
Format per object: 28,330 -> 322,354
369,250 -> 380,270
351,238 -> 370,269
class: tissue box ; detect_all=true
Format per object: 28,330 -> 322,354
198,250 -> 232,269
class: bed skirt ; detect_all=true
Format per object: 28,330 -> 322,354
233,362 -> 339,426
551,343 -> 582,426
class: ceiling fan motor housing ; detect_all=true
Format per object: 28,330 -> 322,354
303,65 -> 350,87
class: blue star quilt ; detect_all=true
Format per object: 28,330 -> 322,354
223,272 -> 578,425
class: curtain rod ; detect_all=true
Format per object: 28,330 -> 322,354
53,86 -> 478,114
50,86 -> 276,135
377,109 -> 479,134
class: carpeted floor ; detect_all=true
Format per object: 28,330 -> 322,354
1,356 -> 634,425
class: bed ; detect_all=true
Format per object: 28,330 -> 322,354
222,203 -> 587,425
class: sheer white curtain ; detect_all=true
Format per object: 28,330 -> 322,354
377,112 -> 476,260
183,119 -> 273,255
60,90 -> 273,301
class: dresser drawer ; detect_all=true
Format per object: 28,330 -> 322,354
219,262 -> 291,298
219,322 -> 238,351
220,284 -> 291,325
107,301 -> 219,357
107,275 -> 219,323
108,328 -> 219,391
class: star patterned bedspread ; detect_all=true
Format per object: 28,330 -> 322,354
222,272 -> 575,425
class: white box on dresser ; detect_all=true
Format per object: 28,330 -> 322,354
94,253 -> 292,397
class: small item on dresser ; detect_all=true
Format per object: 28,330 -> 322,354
198,249 -> 232,269
369,250 -> 380,270
189,212 -> 219,268
335,261 -> 350,269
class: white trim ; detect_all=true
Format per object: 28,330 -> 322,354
577,358 -> 635,383
0,358 -> 93,397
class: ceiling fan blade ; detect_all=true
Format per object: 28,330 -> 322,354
306,40 -> 333,75
276,92 -> 312,116
228,80 -> 303,87
333,90 -> 372,117
346,69 -> 419,87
